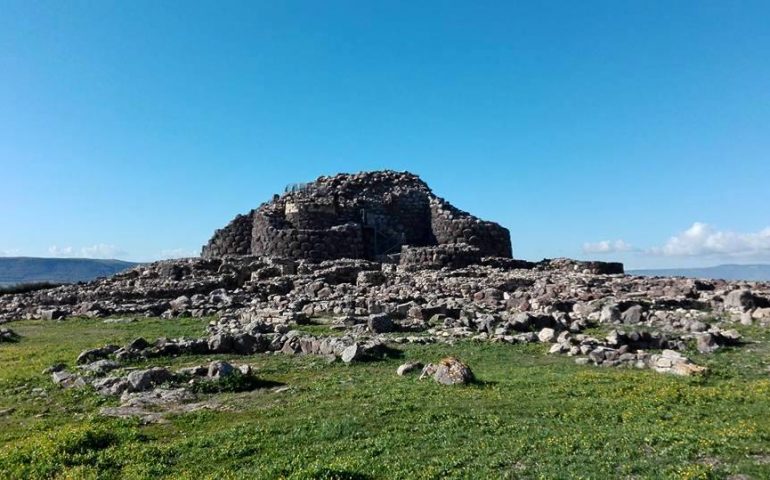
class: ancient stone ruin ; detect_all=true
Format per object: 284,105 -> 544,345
3,169 -> 770,424
201,170 -> 512,263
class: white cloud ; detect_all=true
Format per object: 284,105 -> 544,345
48,244 -> 127,259
48,245 -> 75,256
582,239 -> 634,254
0,248 -> 20,257
650,222 -> 770,258
81,244 -> 126,259
158,248 -> 198,259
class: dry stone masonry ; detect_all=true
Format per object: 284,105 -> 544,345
3,169 -> 770,415
202,170 -> 512,263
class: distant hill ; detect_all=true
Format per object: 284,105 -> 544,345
0,257 -> 138,285
629,264 -> 770,282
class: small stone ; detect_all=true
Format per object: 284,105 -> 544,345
341,344 -> 362,363
537,328 -> 556,343
548,343 -> 564,354
207,361 -> 235,379
396,361 -> 424,376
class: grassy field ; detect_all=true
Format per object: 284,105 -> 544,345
1,317 -> 769,479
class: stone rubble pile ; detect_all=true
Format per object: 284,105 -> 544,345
2,252 -> 768,378
51,356 -> 262,422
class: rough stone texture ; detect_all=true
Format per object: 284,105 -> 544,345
201,211 -> 255,258
201,170 -> 512,263
367,313 -> 394,333
421,357 -> 475,385
396,362 -> 424,376
649,350 -> 707,376
399,243 -> 483,271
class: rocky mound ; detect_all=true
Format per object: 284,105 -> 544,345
201,170 -> 512,262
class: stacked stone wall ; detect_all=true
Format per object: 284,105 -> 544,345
430,199 -> 511,258
203,170 -> 513,264
252,215 -> 364,262
201,211 -> 254,258
399,244 -> 483,271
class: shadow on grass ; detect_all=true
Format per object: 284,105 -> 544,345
189,374 -> 285,394
298,468 -> 373,480
468,378 -> 499,388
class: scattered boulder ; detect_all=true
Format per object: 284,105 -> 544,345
649,350 -> 706,376
367,313 -> 394,334
421,357 -> 475,385
80,359 -> 121,375
341,344 -> 362,363
695,333 -> 719,354
724,289 -> 756,311
537,328 -> 556,343
76,345 -> 119,365
52,370 -> 87,389
600,304 -> 621,323
207,361 -> 235,379
127,367 -> 174,392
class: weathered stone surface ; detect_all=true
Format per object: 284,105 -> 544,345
207,334 -> 234,353
76,345 -> 119,365
649,350 -> 706,376
80,359 -> 120,375
424,357 -> 475,385
621,305 -> 643,324
202,170 -> 512,261
127,367 -> 174,392
368,313 -> 394,334
600,304 -> 620,323
207,361 -> 235,379
537,328 -> 556,343
396,362 -> 423,376
696,333 -> 719,353
724,289 -> 756,311
341,344 -> 362,363
52,370 -> 87,389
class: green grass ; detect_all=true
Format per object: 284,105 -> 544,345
1,317 -> 769,479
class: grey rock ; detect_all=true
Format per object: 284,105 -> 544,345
127,367 -> 173,392
367,313 -> 394,334
537,328 -> 556,343
724,289 -> 755,311
80,359 -> 120,375
207,334 -> 234,353
396,361 -> 424,376
621,305 -> 643,324
430,357 -> 475,385
600,304 -> 621,323
52,370 -> 87,389
341,344 -> 362,363
76,345 -> 119,365
207,361 -> 235,379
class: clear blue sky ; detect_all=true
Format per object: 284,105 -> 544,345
1,1 -> 769,268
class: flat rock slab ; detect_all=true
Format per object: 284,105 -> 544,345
100,388 -> 220,424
